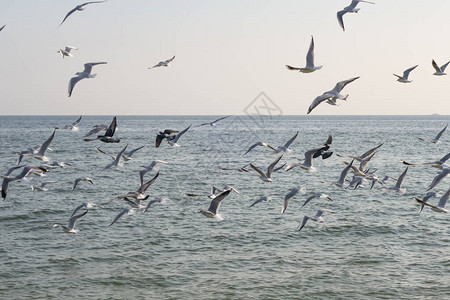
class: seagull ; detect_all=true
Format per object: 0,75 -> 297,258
300,193 -> 332,209
0,25 -> 5,32
109,208 -> 134,226
2,166 -> 48,199
307,77 -> 360,114
68,62 -> 107,97
84,116 -> 119,143
219,163 -> 250,173
393,65 -> 418,83
297,209 -> 336,231
413,191 -> 440,213
249,195 -> 272,208
281,184 -> 306,215
427,167 -> 449,191
95,145 -> 144,161
402,153 -> 450,170
199,190 -> 231,220
168,125 -> 191,147
139,161 -> 167,185
249,155 -> 283,182
272,132 -> 298,154
143,197 -> 169,213
33,129 -> 56,162
53,210 -> 88,234
334,159 -> 354,188
286,35 -> 322,73
417,124 -> 448,144
72,177 -> 94,190
57,46 -> 78,58
31,181 -> 56,192
61,115 -> 82,131
337,0 -> 375,31
114,172 -> 159,202
388,167 -> 408,194
337,143 -> 383,162
432,59 -> 450,76
195,116 -> 231,127
286,137 -> 333,172
60,1 -> 108,26
185,185 -> 239,199
71,202 -> 96,217
103,144 -> 128,170
155,129 -> 179,148
84,124 -> 108,137
2,165 -> 25,177
244,141 -> 275,155
149,56 -> 175,68
414,188 -> 449,213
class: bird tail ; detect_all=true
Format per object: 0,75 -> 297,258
89,73 -> 97,78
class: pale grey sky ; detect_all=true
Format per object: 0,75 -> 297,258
0,0 -> 449,115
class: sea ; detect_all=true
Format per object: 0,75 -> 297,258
0,115 -> 449,300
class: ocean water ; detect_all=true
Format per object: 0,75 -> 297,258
0,115 -> 449,300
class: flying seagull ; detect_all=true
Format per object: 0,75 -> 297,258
393,65 -> 418,83
84,124 -> 108,137
60,115 -> 82,131
413,191 -> 439,213
155,129 -> 179,148
300,193 -> 332,209
281,184 -> 306,215
297,209 -> 336,231
249,195 -> 272,208
199,190 -> 231,219
337,143 -> 383,162
401,153 -> 450,170
144,197 -> 169,213
249,155 -> 283,182
72,177 -> 94,190
53,210 -> 88,234
139,161 -> 167,185
168,125 -> 191,147
427,167 -> 449,191
58,46 -> 78,58
244,141 -> 275,155
103,144 -> 128,170
388,167 -> 408,194
432,59 -> 450,76
84,116 -> 119,143
308,77 -> 359,114
0,25 -> 5,32
417,124 -> 448,144
272,131 -> 298,154
32,129 -> 56,162
31,181 -> 56,192
337,0 -> 375,31
286,136 -> 333,172
68,62 -> 107,97
2,166 -> 48,199
71,202 -> 96,217
149,56 -> 175,68
60,1 -> 108,26
195,116 -> 231,127
414,188 -> 449,213
286,35 -> 322,73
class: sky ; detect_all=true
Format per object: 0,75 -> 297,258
1,0 -> 450,115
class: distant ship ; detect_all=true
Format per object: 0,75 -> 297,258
432,113 -> 439,116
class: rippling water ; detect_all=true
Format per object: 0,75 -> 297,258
0,115 -> 449,299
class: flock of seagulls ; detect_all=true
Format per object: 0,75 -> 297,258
1,1 -> 449,234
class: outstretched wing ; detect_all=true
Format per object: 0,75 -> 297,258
286,65 -> 301,71
104,116 -> 117,137
68,76 -> 84,97
308,93 -> 332,114
305,35 -> 315,68
333,76 -> 360,93
402,65 -> 418,79
83,62 -> 107,74
433,124 -> 448,141
207,190 -> 231,215
432,59 -> 441,73
165,56 -> 175,64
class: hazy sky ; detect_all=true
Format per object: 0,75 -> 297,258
1,0 -> 450,115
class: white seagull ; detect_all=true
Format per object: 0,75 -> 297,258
68,62 -> 107,97
249,195 -> 272,208
249,155 -> 283,182
58,46 -> 78,58
71,202 -> 96,217
60,1 -> 108,26
244,141 -> 275,155
0,25 -> 5,32
72,177 -> 94,190
109,208 -> 134,226
53,210 -> 88,234
413,191 -> 440,213
297,209 -> 336,231
84,124 -> 108,137
286,35 -> 322,73
300,193 -> 332,209
427,167 -> 449,191
168,125 -> 191,147
393,65 -> 418,83
334,159 -> 354,188
139,161 -> 168,185
432,59 -> 450,76
281,184 -> 306,215
199,190 -> 231,220
84,117 -> 119,143
307,77 -> 360,114
149,56 -> 175,68
61,115 -> 82,131
402,153 -> 450,170
31,181 -> 56,192
337,0 -> 375,32
103,144 -> 128,170
272,131 -> 298,154
33,129 -> 57,162
144,197 -> 169,213
195,116 -> 231,127
417,124 -> 448,144
414,188 -> 449,213
388,167 -> 408,194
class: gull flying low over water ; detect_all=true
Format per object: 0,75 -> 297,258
144,197 -> 169,213
95,145 -> 144,162
413,191 -> 440,213
139,161 -> 167,185
402,153 -> 450,170
57,46 -> 78,58
71,202 -> 96,217
417,124 -> 448,144
307,77 -> 359,114
249,195 -> 272,208
195,116 -> 231,127
31,181 -> 56,192
300,193 -> 332,209
68,62 -> 107,97
337,0 -> 375,31
149,56 -> 175,68
297,209 -> 336,232
72,177 -> 94,190
427,167 -> 449,191
168,125 -> 191,147
250,155 -> 283,182
155,129 -> 179,148
219,163 -> 250,173
244,141 -> 275,155
113,172 -> 159,202
109,207 -> 134,226
103,144 -> 128,170
2,166 -> 48,199
281,184 -> 306,215
60,1 -> 108,26
53,210 -> 88,234
286,35 -> 322,73
432,59 -> 450,76
60,115 -> 82,131
286,135 -> 333,172
84,124 -> 108,137
388,167 -> 408,194
199,190 -> 231,220
84,116 -> 119,143
393,65 -> 418,83
414,188 -> 449,213
30,129 -> 56,162
334,159 -> 354,188
337,143 -> 383,162
272,131 -> 298,154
